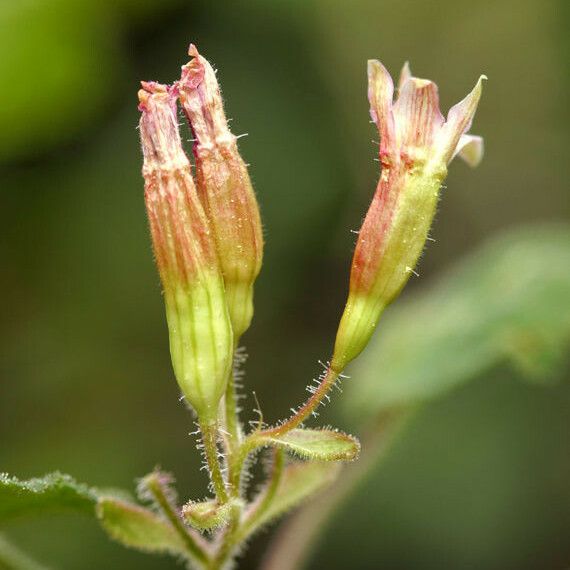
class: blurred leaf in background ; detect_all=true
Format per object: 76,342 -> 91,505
0,533 -> 49,570
0,0 -> 123,161
345,224 -> 570,420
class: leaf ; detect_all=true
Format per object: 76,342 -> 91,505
96,497 -> 187,556
345,225 -> 570,420
264,429 -> 360,461
0,534 -> 50,570
245,461 -> 340,536
0,473 -> 97,521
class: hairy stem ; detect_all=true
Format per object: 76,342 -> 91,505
223,369 -> 241,482
238,448 -> 284,541
145,473 -> 211,566
226,363 -> 345,492
210,449 -> 285,569
200,421 -> 229,503
259,408 -> 413,570
253,364 -> 341,440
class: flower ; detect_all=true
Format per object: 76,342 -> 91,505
332,61 -> 486,371
178,45 -> 264,341
138,81 -> 233,421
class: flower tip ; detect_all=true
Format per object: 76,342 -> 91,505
367,60 -> 394,99
137,82 -> 164,111
137,91 -> 149,113
138,81 -> 177,114
367,59 -> 395,139
188,43 -> 200,57
474,74 -> 488,93
140,81 -> 168,94
470,74 -> 487,98
180,51 -> 205,91
398,61 -> 412,90
367,59 -> 389,78
474,75 -> 488,97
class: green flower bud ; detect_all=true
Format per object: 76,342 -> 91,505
178,45 -> 263,341
182,498 -> 239,532
332,62 -> 486,371
138,81 -> 233,421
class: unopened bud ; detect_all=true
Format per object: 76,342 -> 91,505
332,62 -> 486,370
138,81 -> 233,420
178,45 -> 263,340
182,498 -> 239,531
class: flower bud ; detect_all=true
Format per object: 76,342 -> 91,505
332,62 -> 486,371
178,45 -> 263,340
138,81 -> 233,420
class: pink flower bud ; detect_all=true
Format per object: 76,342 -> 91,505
177,45 -> 263,340
332,62 -> 486,370
138,81 -> 233,421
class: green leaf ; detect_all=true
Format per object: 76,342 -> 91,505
0,534 -> 49,570
264,429 -> 360,461
345,225 -> 570,420
0,473 -> 97,521
96,497 -> 187,556
245,461 -> 340,535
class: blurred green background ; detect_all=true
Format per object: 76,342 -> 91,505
1,0 -> 569,568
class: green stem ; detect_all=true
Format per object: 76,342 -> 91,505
145,474 -> 211,566
238,448 -> 284,541
200,421 -> 229,504
227,426 -> 280,503
223,369 -> 241,482
225,362 -> 343,498
210,449 -> 285,569
243,364 -> 341,444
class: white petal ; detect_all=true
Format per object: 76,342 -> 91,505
453,134 -> 484,168
393,77 -> 445,150
367,60 -> 396,158
431,75 -> 486,167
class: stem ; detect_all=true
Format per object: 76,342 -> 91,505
253,364 -> 341,440
228,432 -> 258,494
209,449 -> 285,569
207,503 -> 241,570
222,338 -> 246,499
259,408 -> 413,570
223,368 -> 241,490
224,371 -> 241,447
200,421 -> 229,503
238,448 -> 284,541
224,363 -> 342,494
145,474 -> 211,566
